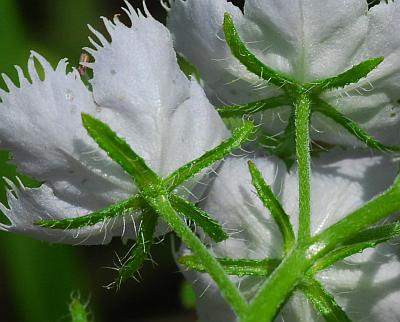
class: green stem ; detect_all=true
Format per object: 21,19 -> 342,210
146,193 -> 248,320
295,93 -> 312,243
243,93 -> 314,322
245,246 -> 311,322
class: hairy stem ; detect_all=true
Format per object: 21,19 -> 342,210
145,193 -> 248,320
245,246 -> 311,322
242,92 -> 314,322
295,93 -> 312,244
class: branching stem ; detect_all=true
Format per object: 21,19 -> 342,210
145,193 -> 249,320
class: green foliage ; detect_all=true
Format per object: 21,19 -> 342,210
313,99 -> 400,152
299,278 -> 352,322
170,194 -> 229,242
179,255 -> 280,277
116,210 -> 158,287
36,195 -> 143,229
37,114 -> 254,310
217,96 -> 291,118
248,161 -> 295,253
176,15 -> 400,322
3,4 -> 400,322
310,57 -> 384,92
82,113 -> 160,188
180,281 -> 196,310
223,13 -> 296,89
177,54 -> 201,81
69,294 -> 91,322
163,121 -> 254,189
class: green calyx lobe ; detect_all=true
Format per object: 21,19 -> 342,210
221,13 -> 398,166
35,113 -> 254,291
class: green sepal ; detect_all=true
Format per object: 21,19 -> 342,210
259,110 -> 296,170
163,120 -> 254,190
115,209 -> 158,287
81,113 -> 159,189
299,278 -> 352,322
313,175 -> 400,256
178,255 -> 280,277
217,96 -> 291,118
69,294 -> 91,322
170,194 -> 228,243
346,220 -> 400,245
221,115 -> 246,132
311,221 -> 400,273
248,160 -> 295,254
35,195 -> 143,229
223,13 -> 296,89
177,53 -> 201,82
311,243 -> 374,274
35,192 -> 228,245
309,57 -> 383,92
313,99 -> 400,152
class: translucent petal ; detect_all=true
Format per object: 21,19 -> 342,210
89,7 -> 229,178
160,80 -> 230,176
0,180 -> 137,245
0,52 -> 134,210
168,0 -> 281,106
244,0 -> 368,81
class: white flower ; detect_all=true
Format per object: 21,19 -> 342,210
168,0 -> 400,146
181,150 -> 400,321
0,4 -> 228,244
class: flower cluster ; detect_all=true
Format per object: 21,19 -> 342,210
1,1 -> 400,322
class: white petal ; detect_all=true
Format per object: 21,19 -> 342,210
160,80 -> 229,176
0,52 -> 134,210
89,9 -> 229,178
347,1 -> 400,97
88,9 -> 188,172
0,180 -> 138,245
322,1 -> 400,145
311,100 -> 400,147
202,157 -> 284,259
244,0 -> 368,81
317,243 -> 400,321
168,0 -> 281,105
285,150 -> 399,235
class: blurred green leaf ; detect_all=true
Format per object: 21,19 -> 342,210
69,293 -> 92,322
179,281 -> 196,310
